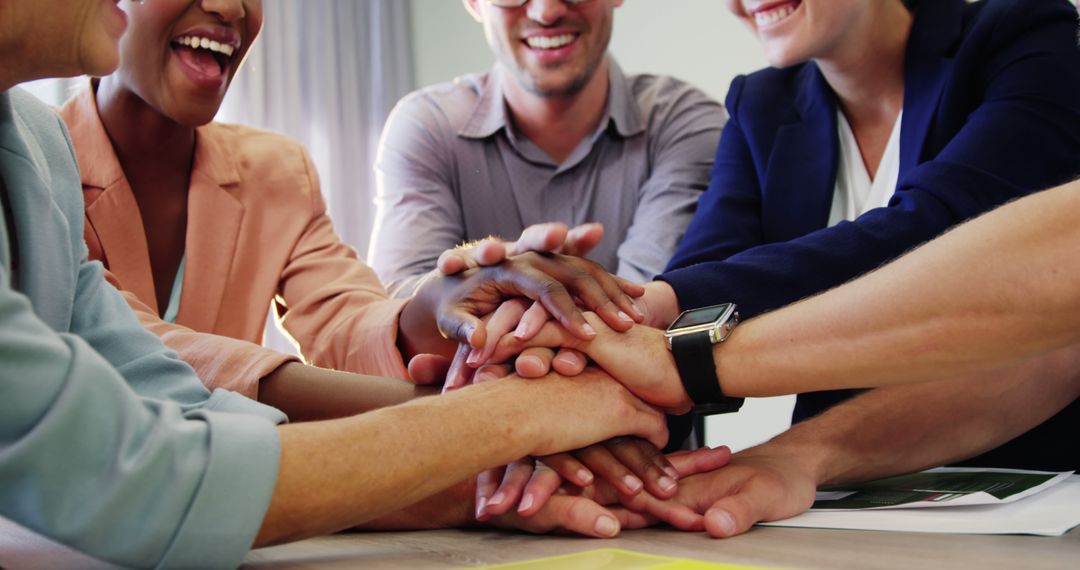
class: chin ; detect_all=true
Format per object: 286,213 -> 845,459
526,72 -> 591,98
81,49 -> 122,78
171,104 -> 220,128
762,44 -> 811,69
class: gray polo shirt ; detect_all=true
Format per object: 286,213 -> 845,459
369,59 -> 726,297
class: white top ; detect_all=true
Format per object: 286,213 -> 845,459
827,110 -> 903,227
162,255 -> 185,324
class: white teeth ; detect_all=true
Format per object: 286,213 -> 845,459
754,3 -> 798,27
525,34 -> 576,50
174,35 -> 237,57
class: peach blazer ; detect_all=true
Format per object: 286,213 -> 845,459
60,86 -> 409,398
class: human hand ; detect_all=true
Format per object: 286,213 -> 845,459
488,312 -> 692,413
440,298 -> 588,390
437,222 -> 606,275
431,253 -> 644,347
482,446 -> 732,535
486,491 -> 648,538
464,366 -> 670,457
640,445 -> 819,537
476,441 -> 732,521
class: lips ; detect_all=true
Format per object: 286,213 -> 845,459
524,33 -> 578,50
750,0 -> 802,28
168,27 -> 241,89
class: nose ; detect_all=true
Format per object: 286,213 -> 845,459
200,0 -> 246,22
525,0 -> 570,26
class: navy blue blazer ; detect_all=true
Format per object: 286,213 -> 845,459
662,0 -> 1080,469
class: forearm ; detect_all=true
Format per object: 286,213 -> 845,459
255,381 -> 542,545
357,481 -> 476,531
763,343 -> 1080,486
721,178 -> 1080,397
259,362 -> 437,422
255,369 -> 663,545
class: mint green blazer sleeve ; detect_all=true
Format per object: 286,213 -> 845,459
0,88 -> 283,569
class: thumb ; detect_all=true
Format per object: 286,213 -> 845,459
407,354 -> 451,385
704,491 -> 763,539
562,223 -> 605,257
437,308 -> 486,350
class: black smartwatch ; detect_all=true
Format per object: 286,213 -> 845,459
663,303 -> 743,415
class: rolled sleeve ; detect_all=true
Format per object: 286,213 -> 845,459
156,410 -> 280,569
0,280 -> 281,570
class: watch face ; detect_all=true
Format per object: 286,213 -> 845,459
669,303 -> 734,330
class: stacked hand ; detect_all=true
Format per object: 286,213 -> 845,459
407,222 -> 798,538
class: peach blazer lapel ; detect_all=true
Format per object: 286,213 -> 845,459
62,87 -> 158,311
181,127 -> 244,332
61,86 -> 245,329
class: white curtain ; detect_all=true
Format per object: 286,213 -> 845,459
217,0 -> 414,354
219,0 -> 413,252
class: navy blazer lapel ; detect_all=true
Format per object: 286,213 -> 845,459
900,0 -> 964,176
763,64 -> 838,241
0,92 -> 75,329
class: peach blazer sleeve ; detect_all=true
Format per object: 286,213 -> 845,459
273,149 -> 410,381
68,80 -> 410,396
90,261 -> 299,399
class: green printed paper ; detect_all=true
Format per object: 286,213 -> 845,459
813,470 -> 1059,510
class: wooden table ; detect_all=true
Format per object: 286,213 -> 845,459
4,518 -> 1078,569
242,526 -> 1080,569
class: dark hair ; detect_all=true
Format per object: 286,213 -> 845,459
902,0 -> 920,10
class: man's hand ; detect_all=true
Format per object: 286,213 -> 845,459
659,445 -> 819,537
437,222 -> 607,275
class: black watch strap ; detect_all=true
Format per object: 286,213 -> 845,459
671,332 -> 743,415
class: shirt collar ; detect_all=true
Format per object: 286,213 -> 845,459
458,57 -> 644,141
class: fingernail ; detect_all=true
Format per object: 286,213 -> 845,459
466,349 -> 481,367
488,492 -> 505,507
556,353 -> 582,369
663,466 -> 680,480
520,355 -> 544,371
582,323 -> 597,337
659,476 -> 677,493
594,515 -> 619,538
623,474 -> 643,493
709,509 -> 737,536
475,497 -> 487,520
576,468 -> 594,485
617,310 -> 633,323
518,493 -> 534,513
630,299 -> 645,319
513,321 -> 529,339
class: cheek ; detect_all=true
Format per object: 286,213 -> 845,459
245,0 -> 265,43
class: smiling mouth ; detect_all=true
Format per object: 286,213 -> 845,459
523,33 -> 578,50
170,35 -> 238,79
754,0 -> 801,27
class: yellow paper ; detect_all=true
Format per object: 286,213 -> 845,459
479,548 -> 778,570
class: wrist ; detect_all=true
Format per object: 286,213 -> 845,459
397,273 -> 455,360
766,421 -> 847,487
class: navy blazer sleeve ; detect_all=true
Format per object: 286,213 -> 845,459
662,0 -> 1080,318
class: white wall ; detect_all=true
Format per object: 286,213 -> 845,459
409,0 -> 789,452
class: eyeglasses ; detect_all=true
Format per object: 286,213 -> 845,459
486,0 -> 593,8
